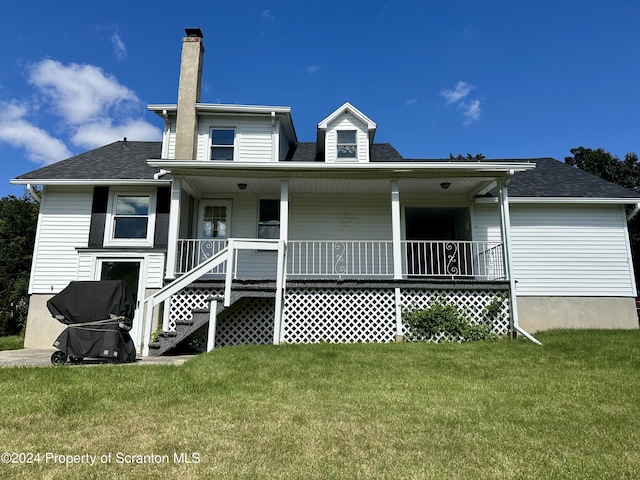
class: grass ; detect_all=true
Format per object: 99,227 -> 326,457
0,330 -> 639,479
0,335 -> 23,351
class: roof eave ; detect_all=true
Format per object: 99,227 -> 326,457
10,179 -> 171,186
475,196 -> 640,204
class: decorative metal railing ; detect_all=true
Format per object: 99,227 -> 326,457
176,239 -> 228,274
175,239 -> 505,280
402,241 -> 505,280
287,240 -> 394,277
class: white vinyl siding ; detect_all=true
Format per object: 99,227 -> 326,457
325,113 -> 369,163
196,116 -> 274,162
510,204 -> 635,296
29,187 -> 92,294
474,203 -> 635,296
164,117 -> 177,159
290,195 -> 391,240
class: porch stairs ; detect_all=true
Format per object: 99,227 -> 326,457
147,284 -> 275,356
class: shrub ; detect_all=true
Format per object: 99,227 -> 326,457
403,297 -> 495,343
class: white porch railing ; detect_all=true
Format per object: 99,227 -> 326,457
287,240 -> 394,277
175,239 -> 505,280
176,239 -> 228,274
403,241 -> 505,280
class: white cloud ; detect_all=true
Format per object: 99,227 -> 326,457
405,97 -> 418,106
263,10 -> 275,20
0,102 -> 72,165
459,99 -> 481,126
0,59 -> 161,166
28,59 -> 138,124
111,32 -> 127,60
440,81 -> 474,104
71,118 -> 161,149
441,81 -> 481,125
305,65 -> 319,74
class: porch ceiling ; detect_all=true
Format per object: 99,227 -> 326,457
182,175 -> 497,197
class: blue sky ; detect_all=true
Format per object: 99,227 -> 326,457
1,0 -> 638,197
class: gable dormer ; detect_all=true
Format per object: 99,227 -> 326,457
317,102 -> 377,163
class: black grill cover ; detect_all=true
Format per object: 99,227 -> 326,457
48,281 -> 136,362
47,280 -> 135,325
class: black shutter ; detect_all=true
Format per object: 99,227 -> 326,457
154,186 -> 171,249
88,187 -> 109,248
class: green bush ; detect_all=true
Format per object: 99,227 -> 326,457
403,297 -> 495,342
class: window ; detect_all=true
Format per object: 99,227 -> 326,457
337,130 -> 357,158
202,205 -> 228,238
258,199 -> 280,239
210,128 -> 235,160
105,191 -> 156,246
113,195 -> 150,238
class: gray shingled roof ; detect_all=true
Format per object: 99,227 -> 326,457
15,141 -> 162,180
14,141 -> 640,200
491,158 -> 640,198
286,142 -> 403,161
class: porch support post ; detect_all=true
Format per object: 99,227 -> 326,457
394,287 -> 403,340
498,177 -> 518,337
207,298 -> 218,352
165,177 -> 182,279
391,180 -> 403,280
273,180 -> 289,345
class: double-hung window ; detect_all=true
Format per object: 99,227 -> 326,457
337,130 -> 357,159
105,191 -> 156,246
210,128 -> 235,160
258,199 -> 280,239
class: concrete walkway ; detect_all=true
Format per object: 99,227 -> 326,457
0,349 -> 196,367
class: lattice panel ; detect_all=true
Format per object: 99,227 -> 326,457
400,289 -> 510,342
283,288 -> 397,344
216,298 -> 274,347
167,286 -> 225,332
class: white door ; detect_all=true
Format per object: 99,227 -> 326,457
97,258 -> 146,351
196,201 -> 232,273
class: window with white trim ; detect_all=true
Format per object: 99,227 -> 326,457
258,199 -> 280,239
210,128 -> 235,160
105,191 -> 156,246
337,130 -> 357,159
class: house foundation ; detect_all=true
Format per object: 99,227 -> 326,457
516,296 -> 639,332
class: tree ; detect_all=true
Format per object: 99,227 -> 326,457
449,153 -> 486,160
565,147 -> 640,285
564,147 -> 640,191
0,192 -> 39,336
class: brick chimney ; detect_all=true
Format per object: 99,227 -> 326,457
175,28 -> 204,160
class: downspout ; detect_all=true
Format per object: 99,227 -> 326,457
26,184 -> 41,203
626,202 -> 640,222
499,174 -> 542,345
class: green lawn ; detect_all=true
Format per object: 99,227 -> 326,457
0,335 -> 23,351
0,330 -> 639,479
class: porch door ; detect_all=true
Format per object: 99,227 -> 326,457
197,200 -> 232,273
97,259 -> 145,350
405,207 -> 471,276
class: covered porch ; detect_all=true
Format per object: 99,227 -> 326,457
142,159 -> 535,355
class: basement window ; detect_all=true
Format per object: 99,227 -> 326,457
210,128 -> 235,160
337,130 -> 357,159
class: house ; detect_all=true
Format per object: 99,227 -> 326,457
12,28 -> 640,356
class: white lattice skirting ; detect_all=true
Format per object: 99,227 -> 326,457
168,284 -> 510,347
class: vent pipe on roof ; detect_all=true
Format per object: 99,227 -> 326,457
175,28 -> 204,161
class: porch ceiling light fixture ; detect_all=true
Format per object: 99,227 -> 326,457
440,182 -> 451,190
237,183 -> 248,190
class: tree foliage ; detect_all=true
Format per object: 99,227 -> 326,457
565,147 -> 640,191
0,192 -> 39,335
565,147 -> 640,285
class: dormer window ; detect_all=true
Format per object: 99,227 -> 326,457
210,128 -> 235,160
337,130 -> 357,159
